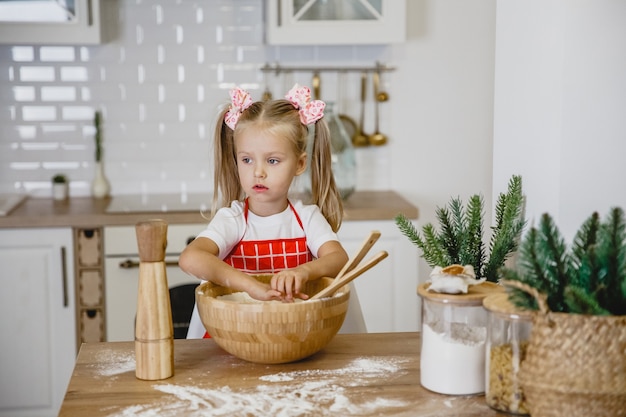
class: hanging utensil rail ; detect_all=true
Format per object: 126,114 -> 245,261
261,61 -> 395,75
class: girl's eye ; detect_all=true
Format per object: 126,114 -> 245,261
241,157 -> 252,164
268,158 -> 279,165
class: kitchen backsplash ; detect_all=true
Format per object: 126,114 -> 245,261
0,0 -> 393,197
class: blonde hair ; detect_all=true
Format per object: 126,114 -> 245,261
212,98 -> 343,232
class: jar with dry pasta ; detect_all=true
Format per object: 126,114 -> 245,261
483,293 -> 533,415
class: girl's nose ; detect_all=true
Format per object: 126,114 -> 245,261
254,164 -> 266,178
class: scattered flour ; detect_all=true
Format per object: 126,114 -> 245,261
105,356 -> 409,417
91,349 -> 136,377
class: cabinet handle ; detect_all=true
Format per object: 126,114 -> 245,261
119,259 -> 180,269
61,246 -> 68,307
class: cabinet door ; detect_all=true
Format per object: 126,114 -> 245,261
0,228 -> 76,417
266,0 -> 406,45
0,0 -> 102,45
338,220 -> 419,332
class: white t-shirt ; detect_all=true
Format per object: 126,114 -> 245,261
195,199 -> 338,259
186,199 -> 338,339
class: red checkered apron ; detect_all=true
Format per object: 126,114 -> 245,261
203,199 -> 313,338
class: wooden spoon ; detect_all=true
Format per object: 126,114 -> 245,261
310,251 -> 388,300
334,230 -> 381,281
310,230 -> 381,300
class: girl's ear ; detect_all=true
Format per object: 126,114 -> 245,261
295,152 -> 307,176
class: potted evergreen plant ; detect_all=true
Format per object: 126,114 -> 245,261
51,174 -> 68,201
395,175 -> 526,283
500,208 -> 626,417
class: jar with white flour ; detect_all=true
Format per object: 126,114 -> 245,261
417,282 -> 503,395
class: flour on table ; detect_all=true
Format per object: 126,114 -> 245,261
105,356 -> 409,417
91,349 -> 136,377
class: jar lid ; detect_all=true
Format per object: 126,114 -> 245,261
417,281 -> 504,306
482,292 -> 534,320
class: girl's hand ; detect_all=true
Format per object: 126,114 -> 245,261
246,280 -> 283,301
270,269 -> 310,302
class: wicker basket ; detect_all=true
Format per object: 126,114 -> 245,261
196,275 -> 349,364
502,280 -> 626,417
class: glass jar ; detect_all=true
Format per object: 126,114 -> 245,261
303,102 -> 356,200
417,282 -> 503,395
483,293 -> 532,415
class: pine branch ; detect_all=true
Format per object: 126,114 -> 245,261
461,194 -> 485,273
395,214 -> 449,267
436,200 -> 462,263
499,269 -> 539,311
564,285 -> 610,315
569,212 -> 600,291
535,214 -> 569,312
485,175 -> 525,282
596,207 -> 626,314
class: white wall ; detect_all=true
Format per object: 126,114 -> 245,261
493,0 -> 626,242
390,0 -> 496,282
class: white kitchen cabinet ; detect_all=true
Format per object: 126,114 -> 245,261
338,220 -> 419,332
0,228 -> 76,417
0,0 -> 102,45
266,0 -> 406,45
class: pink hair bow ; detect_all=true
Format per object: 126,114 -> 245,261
285,84 -> 325,125
224,87 -> 253,130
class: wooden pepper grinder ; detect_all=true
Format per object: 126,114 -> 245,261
134,219 -> 174,380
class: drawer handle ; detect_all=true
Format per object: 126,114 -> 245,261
61,246 -> 68,307
119,259 -> 180,269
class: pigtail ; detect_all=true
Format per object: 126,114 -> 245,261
211,105 -> 243,217
309,119 -> 344,232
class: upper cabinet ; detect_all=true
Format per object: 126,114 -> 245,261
266,0 -> 406,45
0,0 -> 102,45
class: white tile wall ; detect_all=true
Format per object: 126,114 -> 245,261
0,0 -> 392,198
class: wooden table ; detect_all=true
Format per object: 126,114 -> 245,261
59,333 -> 508,417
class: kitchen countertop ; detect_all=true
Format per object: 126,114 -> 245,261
0,190 -> 418,229
59,332 -> 507,417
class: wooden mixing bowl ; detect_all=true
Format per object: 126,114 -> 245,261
195,275 -> 350,364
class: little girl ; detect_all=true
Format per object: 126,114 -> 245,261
180,84 -> 349,338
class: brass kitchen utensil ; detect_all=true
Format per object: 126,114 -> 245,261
369,70 -> 388,146
310,251 -> 388,300
352,71 -> 370,147
376,68 -> 390,102
312,71 -> 321,99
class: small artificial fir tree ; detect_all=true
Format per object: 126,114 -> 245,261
395,175 -> 526,282
501,207 -> 626,315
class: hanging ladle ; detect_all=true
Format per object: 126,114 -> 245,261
352,71 -> 370,147
368,70 -> 388,146
376,67 -> 390,102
